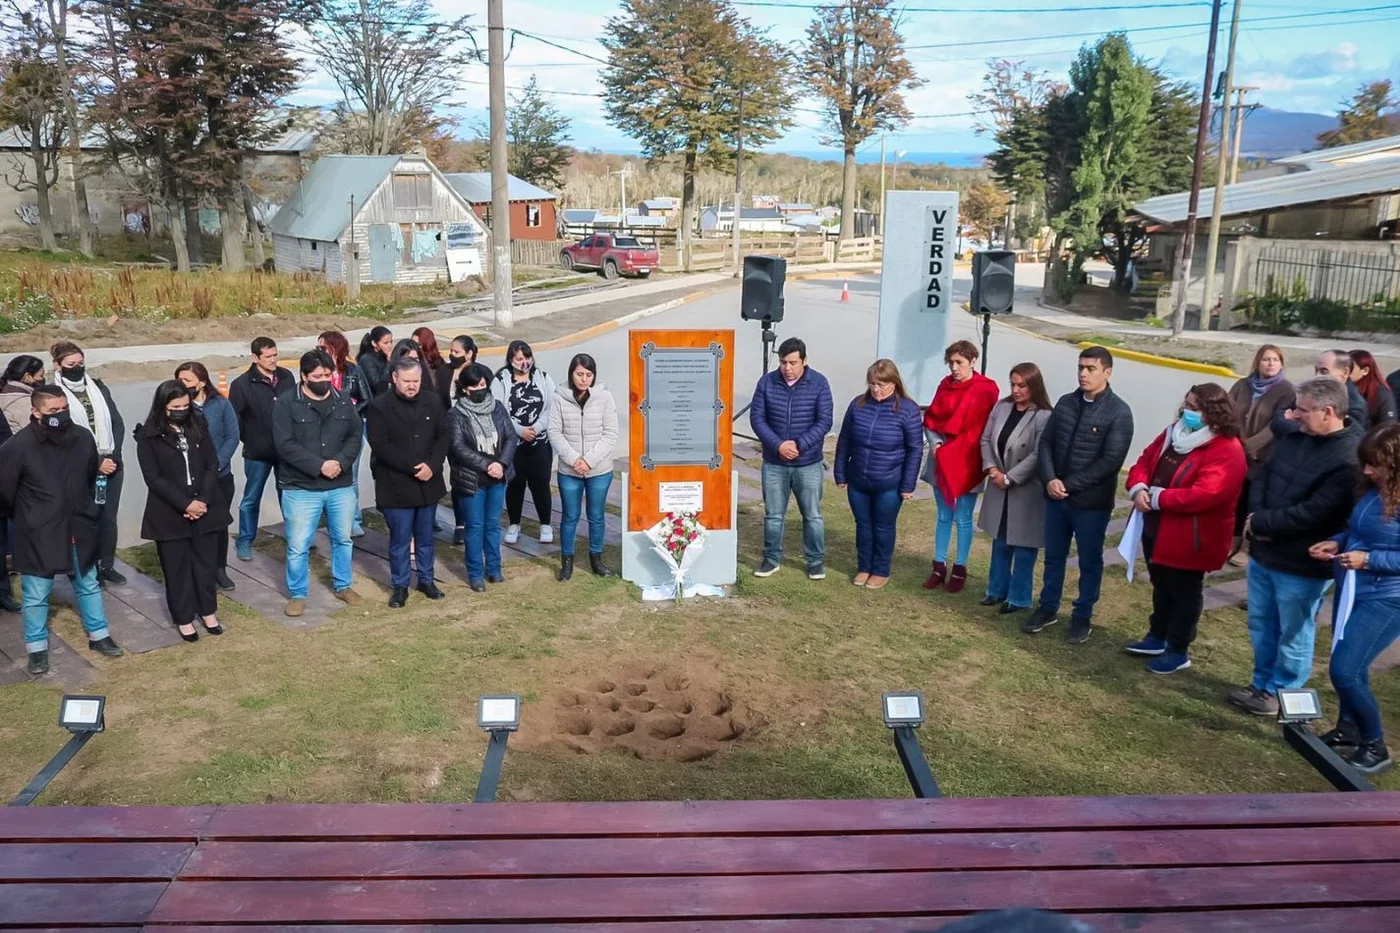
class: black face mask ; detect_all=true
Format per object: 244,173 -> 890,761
63,365 -> 85,382
187,386 -> 200,401
467,388 -> 490,404
167,408 -> 191,425
303,380 -> 331,397
41,410 -> 72,431
450,354 -> 467,365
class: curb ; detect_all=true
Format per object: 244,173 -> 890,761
476,285 -> 729,357
1075,342 -> 1240,379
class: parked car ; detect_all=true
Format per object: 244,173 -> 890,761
561,234 -> 660,279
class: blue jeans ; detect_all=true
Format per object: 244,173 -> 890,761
559,472 -> 613,557
1246,560 -> 1331,694
847,483 -> 903,576
761,461 -> 825,568
987,537 -> 1039,609
1038,498 -> 1111,620
22,547 -> 111,653
458,482 -> 506,583
283,486 -> 356,598
1330,596 -> 1400,742
382,505 -> 436,588
933,489 -> 979,566
237,458 -> 280,549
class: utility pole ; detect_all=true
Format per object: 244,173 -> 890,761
733,86 -> 745,273
1230,86 -> 1258,184
487,0 -> 514,328
878,134 -> 886,235
346,195 -> 360,300
1200,0 -> 1243,336
1170,0 -> 1225,336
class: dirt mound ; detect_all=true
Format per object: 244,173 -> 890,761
531,663 -> 762,762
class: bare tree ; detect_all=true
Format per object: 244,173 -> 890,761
802,0 -> 923,241
968,59 -> 1061,137
309,0 -> 476,155
0,11 -> 65,251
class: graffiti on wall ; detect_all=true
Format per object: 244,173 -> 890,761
15,204 -> 39,226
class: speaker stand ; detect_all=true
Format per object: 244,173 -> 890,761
979,312 -> 992,376
732,318 -> 778,441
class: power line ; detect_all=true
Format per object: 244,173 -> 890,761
732,0 -> 1210,11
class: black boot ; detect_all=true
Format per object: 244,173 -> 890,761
589,553 -> 615,578
558,555 -> 574,582
0,592 -> 19,612
1320,720 -> 1362,750
1347,739 -> 1394,776
389,585 -> 408,608
88,636 -> 124,658
27,650 -> 48,675
216,568 -> 235,591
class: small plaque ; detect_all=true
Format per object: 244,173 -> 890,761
659,482 -> 704,514
641,346 -> 721,467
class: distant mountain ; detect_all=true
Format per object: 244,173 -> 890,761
1234,107 -> 1339,160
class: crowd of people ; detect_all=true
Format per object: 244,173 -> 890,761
758,339 -> 1400,776
0,329 -> 618,677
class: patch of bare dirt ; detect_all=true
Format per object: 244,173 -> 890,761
524,661 -> 765,763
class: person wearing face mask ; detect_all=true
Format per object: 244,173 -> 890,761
357,326 -> 394,397
492,340 -> 558,547
50,341 -> 127,586
833,359 -> 924,589
921,340 -> 1000,596
367,357 -> 450,608
1123,384 -> 1246,674
228,336 -> 295,560
176,362 -> 240,590
450,364 -> 518,591
272,350 -> 365,617
438,334 -> 477,410
135,380 -> 231,642
0,385 -> 124,675
1226,345 -> 1292,566
0,355 -> 46,436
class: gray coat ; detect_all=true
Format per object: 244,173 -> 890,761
548,382 -> 619,479
977,400 -> 1052,549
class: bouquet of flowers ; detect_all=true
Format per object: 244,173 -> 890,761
645,511 -> 708,602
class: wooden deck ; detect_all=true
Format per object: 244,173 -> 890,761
4,793 -> 1400,929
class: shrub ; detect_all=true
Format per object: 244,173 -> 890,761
1298,297 -> 1351,334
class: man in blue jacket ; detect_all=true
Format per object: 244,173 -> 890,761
750,337 -> 833,580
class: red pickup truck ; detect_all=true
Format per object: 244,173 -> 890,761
561,233 -> 659,279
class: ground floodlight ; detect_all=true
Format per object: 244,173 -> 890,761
59,695 -> 106,734
1277,689 -> 1323,724
478,695 -> 522,733
882,692 -> 926,729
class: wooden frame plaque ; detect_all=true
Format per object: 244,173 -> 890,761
628,329 -> 735,532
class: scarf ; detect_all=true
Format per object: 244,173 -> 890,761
456,395 -> 499,456
60,374 -> 115,455
1249,371 -> 1286,401
1167,418 -> 1217,455
923,373 -> 985,436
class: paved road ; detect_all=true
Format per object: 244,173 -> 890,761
104,269 -> 1206,547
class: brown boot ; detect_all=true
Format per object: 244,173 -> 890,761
922,561 -> 948,590
284,599 -> 305,618
946,565 -> 968,594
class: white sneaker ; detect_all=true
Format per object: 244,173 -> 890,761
539,525 -> 554,544
505,524 -> 521,544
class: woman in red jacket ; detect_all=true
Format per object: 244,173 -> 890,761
922,340 -> 1000,594
1124,382 -> 1246,674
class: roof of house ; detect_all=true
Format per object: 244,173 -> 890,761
706,206 -> 785,220
268,155 -> 406,241
640,198 -> 677,209
445,173 -> 557,203
561,209 -> 600,222
1274,133 -> 1400,167
1133,157 -> 1400,225
779,203 -> 815,211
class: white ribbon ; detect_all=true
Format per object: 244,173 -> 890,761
1332,568 -> 1357,649
1119,510 -> 1145,583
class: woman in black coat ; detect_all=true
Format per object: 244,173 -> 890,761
447,363 -> 517,591
135,380 -> 232,641
357,326 -> 394,397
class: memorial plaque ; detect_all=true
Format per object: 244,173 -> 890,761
639,343 -> 724,469
628,329 -> 735,533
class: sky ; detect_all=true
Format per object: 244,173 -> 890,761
291,1 -> 1400,161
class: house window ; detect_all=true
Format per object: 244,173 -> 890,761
393,173 -> 433,210
526,203 -> 541,227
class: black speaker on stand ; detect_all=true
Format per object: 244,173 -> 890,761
970,250 -> 1016,374
735,255 -> 787,429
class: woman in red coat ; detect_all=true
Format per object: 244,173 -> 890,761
922,340 -> 1000,594
1124,382 -> 1246,674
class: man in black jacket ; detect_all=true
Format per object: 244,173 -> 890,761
1030,346 -> 1134,644
229,336 -> 295,561
367,358 -> 450,608
1230,377 -> 1359,717
273,350 -> 364,618
1272,349 -> 1368,436
0,386 -> 124,675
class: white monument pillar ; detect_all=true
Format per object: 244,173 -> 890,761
876,190 -> 960,406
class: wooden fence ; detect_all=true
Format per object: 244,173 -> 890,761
510,239 -> 571,267
522,228 -> 881,272
682,234 -> 831,272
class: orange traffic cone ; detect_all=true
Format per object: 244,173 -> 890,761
840,280 -> 850,302
217,370 -> 229,396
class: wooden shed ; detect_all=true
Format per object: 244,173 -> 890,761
269,155 -> 487,284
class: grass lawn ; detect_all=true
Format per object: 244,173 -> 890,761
2,482 -> 1396,806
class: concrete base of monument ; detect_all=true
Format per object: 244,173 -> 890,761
620,470 -> 739,593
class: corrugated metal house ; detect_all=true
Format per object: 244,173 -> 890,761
444,173 -> 559,242
269,155 -> 487,285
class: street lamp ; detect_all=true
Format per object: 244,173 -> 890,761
881,692 -> 940,798
1275,688 -> 1374,793
9,695 -> 107,806
473,694 -> 522,803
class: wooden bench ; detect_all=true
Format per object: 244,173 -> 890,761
4,793 -> 1399,929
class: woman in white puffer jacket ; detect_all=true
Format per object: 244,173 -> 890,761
548,353 -> 619,581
